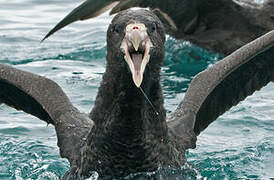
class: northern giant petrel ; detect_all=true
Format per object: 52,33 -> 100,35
1,9 -> 274,179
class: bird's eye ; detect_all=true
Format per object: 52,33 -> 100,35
113,24 -> 121,34
148,23 -> 157,33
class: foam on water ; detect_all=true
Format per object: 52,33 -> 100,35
0,0 -> 273,179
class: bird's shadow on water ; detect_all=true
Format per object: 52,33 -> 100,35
163,37 -> 223,80
162,37 -> 223,91
162,37 -> 223,112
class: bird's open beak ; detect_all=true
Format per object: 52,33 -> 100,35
120,23 -> 153,87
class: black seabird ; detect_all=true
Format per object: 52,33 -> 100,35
1,9 -> 274,179
41,0 -> 274,55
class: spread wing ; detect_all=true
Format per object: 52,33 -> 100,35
0,64 -> 93,165
167,30 -> 274,148
41,0 -> 119,42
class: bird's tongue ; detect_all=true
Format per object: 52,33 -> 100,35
131,53 -> 143,72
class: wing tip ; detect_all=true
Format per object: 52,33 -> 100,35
41,33 -> 50,43
41,17 -> 72,43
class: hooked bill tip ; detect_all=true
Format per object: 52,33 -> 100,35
133,45 -> 139,51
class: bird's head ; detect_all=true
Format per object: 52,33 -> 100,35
106,9 -> 166,88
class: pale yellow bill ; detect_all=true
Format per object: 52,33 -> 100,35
120,23 -> 153,87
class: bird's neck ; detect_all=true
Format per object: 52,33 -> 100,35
91,60 -> 167,136
90,54 -> 167,155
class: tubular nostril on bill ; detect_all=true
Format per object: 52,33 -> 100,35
125,23 -> 148,52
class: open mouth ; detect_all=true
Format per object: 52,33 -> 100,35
120,23 -> 153,87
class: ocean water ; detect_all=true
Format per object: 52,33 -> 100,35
0,0 -> 273,179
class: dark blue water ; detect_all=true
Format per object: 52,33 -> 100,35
0,0 -> 273,179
